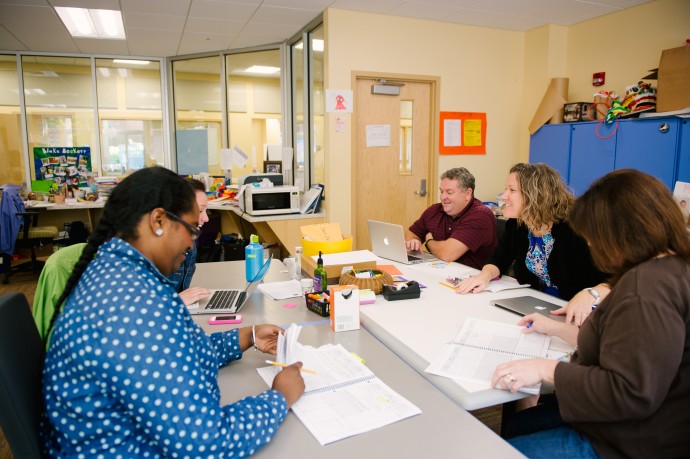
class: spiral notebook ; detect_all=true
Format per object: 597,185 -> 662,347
425,317 -> 551,394
257,324 -> 421,445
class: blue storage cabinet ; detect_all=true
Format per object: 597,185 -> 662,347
677,119 -> 690,184
529,124 -> 571,183
530,117 -> 686,195
569,122 -> 616,196
615,118 -> 679,190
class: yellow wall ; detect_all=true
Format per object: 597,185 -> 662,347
325,8 -> 526,234
325,0 -> 690,234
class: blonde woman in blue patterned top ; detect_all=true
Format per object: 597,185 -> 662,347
41,167 -> 305,458
456,163 -> 608,326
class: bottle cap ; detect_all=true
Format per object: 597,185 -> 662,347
250,234 -> 259,243
317,250 -> 323,263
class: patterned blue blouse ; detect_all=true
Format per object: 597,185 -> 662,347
41,237 -> 288,458
525,231 -> 559,297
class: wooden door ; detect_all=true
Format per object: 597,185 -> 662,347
353,75 -> 437,249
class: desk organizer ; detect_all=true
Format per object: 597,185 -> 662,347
339,269 -> 394,294
382,281 -> 421,301
305,291 -> 330,317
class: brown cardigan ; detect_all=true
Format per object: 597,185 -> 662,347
555,255 -> 690,458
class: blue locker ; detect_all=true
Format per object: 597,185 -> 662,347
615,118 -> 679,190
529,124 -> 571,183
569,122 -> 616,196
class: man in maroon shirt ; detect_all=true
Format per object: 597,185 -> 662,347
405,167 -> 497,269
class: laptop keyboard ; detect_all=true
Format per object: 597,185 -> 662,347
206,290 -> 239,310
407,254 -> 423,263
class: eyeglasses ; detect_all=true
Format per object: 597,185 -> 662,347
164,211 -> 201,241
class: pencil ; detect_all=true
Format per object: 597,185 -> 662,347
264,360 -> 317,374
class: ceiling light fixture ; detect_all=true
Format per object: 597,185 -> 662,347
113,59 -> 150,65
55,7 -> 125,40
244,65 -> 280,75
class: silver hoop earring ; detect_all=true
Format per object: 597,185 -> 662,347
155,228 -> 164,237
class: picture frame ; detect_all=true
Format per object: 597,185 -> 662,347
264,160 -> 282,174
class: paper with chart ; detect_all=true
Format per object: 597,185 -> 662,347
425,318 -> 550,394
257,324 -> 421,445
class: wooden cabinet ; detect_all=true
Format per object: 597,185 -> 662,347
530,117 -> 687,196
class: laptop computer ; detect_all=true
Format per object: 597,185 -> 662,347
368,220 -> 437,265
490,295 -> 565,322
189,256 -> 272,315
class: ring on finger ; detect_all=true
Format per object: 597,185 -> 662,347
503,373 -> 516,383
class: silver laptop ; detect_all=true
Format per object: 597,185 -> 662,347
190,256 -> 272,315
368,220 -> 437,265
490,296 -> 565,322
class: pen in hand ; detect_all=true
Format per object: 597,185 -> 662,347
265,360 -> 317,375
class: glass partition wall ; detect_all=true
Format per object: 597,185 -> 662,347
0,18 -> 324,192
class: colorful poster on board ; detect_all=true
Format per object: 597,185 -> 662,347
33,146 -> 95,188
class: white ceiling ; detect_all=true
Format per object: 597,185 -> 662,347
0,0 -> 652,58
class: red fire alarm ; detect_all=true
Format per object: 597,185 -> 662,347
593,72 -> 605,86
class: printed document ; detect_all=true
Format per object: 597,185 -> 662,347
257,324 -> 421,445
425,318 -> 551,394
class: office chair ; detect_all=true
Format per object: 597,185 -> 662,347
2,211 -> 59,284
0,292 -> 44,459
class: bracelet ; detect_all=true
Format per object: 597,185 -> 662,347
423,238 -> 432,251
251,325 -> 258,351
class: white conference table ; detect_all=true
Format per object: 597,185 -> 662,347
190,260 -> 524,458
359,258 -> 573,411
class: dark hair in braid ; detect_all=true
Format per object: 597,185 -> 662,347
46,167 -> 196,341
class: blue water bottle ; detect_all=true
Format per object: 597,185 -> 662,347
245,234 -> 262,281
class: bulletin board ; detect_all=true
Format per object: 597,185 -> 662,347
439,112 -> 487,155
33,146 -> 94,187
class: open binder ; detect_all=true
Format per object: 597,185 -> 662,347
257,324 -> 421,445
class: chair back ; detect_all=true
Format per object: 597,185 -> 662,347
0,292 -> 44,459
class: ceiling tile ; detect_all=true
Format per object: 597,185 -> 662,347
185,17 -> 244,35
0,26 -> 27,51
469,0 -> 553,16
528,0 -> 615,24
73,37 -> 130,55
120,0 -> 191,16
123,12 -> 187,31
0,4 -> 59,23
126,28 -> 183,57
252,6 -> 321,26
189,0 -> 257,21
329,0 -> 407,14
19,31 -> 78,53
261,0 -> 333,11
178,31 -> 235,54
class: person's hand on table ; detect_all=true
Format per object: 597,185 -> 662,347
253,324 -> 283,355
491,358 -> 557,393
272,362 -> 305,408
455,274 -> 489,294
405,238 -> 422,251
179,287 -> 211,306
518,313 -> 563,336
550,290 -> 593,326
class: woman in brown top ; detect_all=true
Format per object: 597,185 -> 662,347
491,169 -> 690,458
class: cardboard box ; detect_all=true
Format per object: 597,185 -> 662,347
302,250 -> 377,284
329,284 -> 360,332
657,45 -> 690,112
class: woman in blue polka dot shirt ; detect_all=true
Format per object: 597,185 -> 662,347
41,167 -> 305,458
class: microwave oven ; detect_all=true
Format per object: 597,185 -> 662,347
240,185 -> 300,216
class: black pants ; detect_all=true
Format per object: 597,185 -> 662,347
502,394 -> 567,439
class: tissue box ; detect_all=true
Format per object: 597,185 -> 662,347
329,284 -> 360,332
